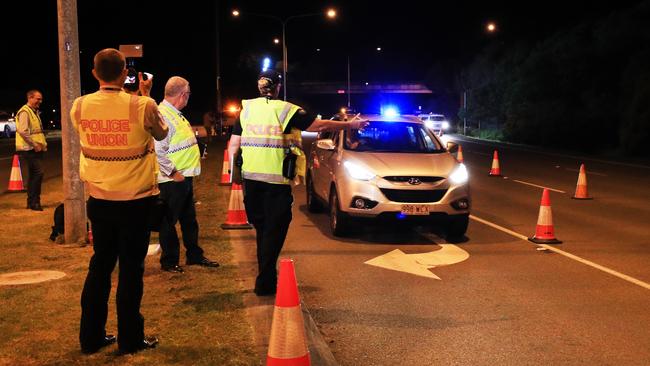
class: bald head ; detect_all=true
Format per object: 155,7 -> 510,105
164,76 -> 190,98
93,48 -> 126,83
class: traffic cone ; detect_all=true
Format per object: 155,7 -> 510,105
7,154 -> 25,192
267,259 -> 310,366
572,164 -> 592,200
456,145 -> 464,163
528,188 -> 562,244
220,183 -> 253,230
219,148 -> 231,185
488,150 -> 501,176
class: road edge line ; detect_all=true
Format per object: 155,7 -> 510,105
469,214 -> 650,291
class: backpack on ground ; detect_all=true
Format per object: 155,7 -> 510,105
50,203 -> 64,242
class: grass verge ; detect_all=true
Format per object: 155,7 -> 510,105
0,142 -> 258,365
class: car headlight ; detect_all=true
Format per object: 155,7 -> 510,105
344,161 -> 376,181
449,163 -> 468,184
442,121 -> 450,130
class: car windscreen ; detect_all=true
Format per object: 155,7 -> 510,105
343,121 -> 444,153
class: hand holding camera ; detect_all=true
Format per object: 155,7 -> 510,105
138,72 -> 153,97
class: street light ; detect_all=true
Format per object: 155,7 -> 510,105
232,8 -> 337,100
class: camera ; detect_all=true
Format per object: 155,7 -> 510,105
124,69 -> 153,85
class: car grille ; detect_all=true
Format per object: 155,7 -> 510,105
379,188 -> 448,203
383,176 -> 445,183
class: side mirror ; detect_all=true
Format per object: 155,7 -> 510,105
446,141 -> 458,153
316,139 -> 337,151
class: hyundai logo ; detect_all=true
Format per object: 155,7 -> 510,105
408,177 -> 422,185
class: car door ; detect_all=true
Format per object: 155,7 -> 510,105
312,130 -> 340,201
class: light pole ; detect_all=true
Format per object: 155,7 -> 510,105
232,8 -> 337,101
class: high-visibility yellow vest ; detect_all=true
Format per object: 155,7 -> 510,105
158,102 -> 201,182
15,104 -> 47,151
240,97 -> 303,185
70,90 -> 159,200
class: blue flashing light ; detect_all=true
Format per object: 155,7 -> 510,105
396,212 -> 407,220
381,105 -> 399,117
262,57 -> 271,72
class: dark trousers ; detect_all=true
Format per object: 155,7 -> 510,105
17,150 -> 44,207
243,179 -> 293,292
80,196 -> 153,352
158,177 -> 203,267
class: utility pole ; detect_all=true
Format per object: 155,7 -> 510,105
57,0 -> 86,244
215,4 -> 223,134
347,55 -> 351,108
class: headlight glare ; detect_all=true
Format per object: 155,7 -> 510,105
344,161 -> 376,180
449,163 -> 468,184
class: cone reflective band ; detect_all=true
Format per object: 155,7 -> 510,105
8,155 -> 25,191
220,148 -> 231,185
488,150 -> 501,176
456,145 -> 464,163
572,164 -> 592,200
529,188 -> 562,244
221,183 -> 252,229
267,259 -> 310,366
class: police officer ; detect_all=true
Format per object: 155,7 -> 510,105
72,48 -> 167,354
228,69 -> 368,296
155,76 -> 219,273
15,89 -> 47,211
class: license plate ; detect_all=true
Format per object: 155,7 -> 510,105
401,204 -> 429,216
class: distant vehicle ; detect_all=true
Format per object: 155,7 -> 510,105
306,112 -> 470,238
418,113 -> 449,136
0,113 -> 16,138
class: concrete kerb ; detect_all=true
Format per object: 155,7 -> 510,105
228,229 -> 338,366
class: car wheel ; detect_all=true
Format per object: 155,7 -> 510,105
446,214 -> 469,239
329,188 -> 349,237
4,126 -> 9,138
306,173 -> 322,213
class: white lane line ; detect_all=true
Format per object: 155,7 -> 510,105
512,179 -> 566,194
0,156 -> 13,161
469,214 -> 650,291
565,168 -> 608,177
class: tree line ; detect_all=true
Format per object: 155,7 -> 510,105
458,1 -> 650,156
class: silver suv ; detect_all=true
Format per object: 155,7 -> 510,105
306,113 -> 470,238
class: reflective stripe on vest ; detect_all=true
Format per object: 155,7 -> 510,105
158,103 -> 201,177
15,104 -> 47,151
240,98 -> 300,184
72,91 -> 159,200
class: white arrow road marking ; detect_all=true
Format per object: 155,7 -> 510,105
364,244 -> 470,280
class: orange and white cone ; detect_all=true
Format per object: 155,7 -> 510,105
456,145 -> 464,163
219,148 -> 231,185
221,183 -> 252,230
267,259 -> 310,366
7,154 -> 25,192
572,164 -> 592,200
488,150 -> 501,176
528,188 -> 562,244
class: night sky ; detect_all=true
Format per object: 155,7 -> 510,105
2,0 -> 643,123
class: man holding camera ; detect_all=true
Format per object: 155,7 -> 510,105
15,89 -> 47,211
228,69 -> 368,296
73,48 -> 167,354
155,76 -> 219,273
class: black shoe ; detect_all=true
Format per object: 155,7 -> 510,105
81,334 -> 117,354
118,335 -> 159,354
161,264 -> 184,273
254,287 -> 277,296
186,257 -> 220,268
30,204 -> 43,211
